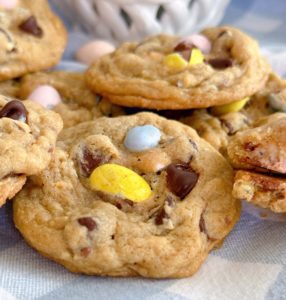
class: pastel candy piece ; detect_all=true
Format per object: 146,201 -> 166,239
0,0 -> 18,9
176,34 -> 212,54
189,48 -> 204,66
164,53 -> 188,69
210,97 -> 249,116
28,85 -> 62,109
89,164 -> 152,203
76,40 -> 115,65
124,125 -> 161,152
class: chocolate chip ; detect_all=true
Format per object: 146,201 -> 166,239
80,149 -> 105,177
166,163 -> 199,199
19,16 -> 43,37
174,41 -> 193,61
165,195 -> 175,207
199,214 -> 207,234
174,41 -> 193,52
78,217 -> 97,231
155,208 -> 168,225
207,58 -> 233,69
0,100 -> 28,123
80,247 -> 92,257
244,142 -> 258,152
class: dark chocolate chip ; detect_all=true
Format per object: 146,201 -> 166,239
80,149 -> 105,177
78,217 -> 97,231
174,41 -> 193,52
19,16 -> 43,37
0,100 -> 28,123
166,163 -> 199,199
207,58 -> 233,69
166,195 -> 175,207
155,208 -> 168,225
244,142 -> 258,152
199,214 -> 207,234
80,247 -> 92,257
174,41 -> 194,61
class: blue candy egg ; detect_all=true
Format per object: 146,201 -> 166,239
124,125 -> 161,152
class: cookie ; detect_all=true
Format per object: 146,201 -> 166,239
0,0 -> 67,80
233,170 -> 286,213
0,95 -> 63,207
227,114 -> 286,173
19,71 -> 124,128
86,26 -> 270,110
13,112 -> 240,278
181,73 -> 286,153
0,79 -> 20,97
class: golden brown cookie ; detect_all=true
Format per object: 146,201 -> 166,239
14,112 -> 240,278
19,71 -> 124,128
0,0 -> 67,80
0,95 -> 63,207
86,26 -> 270,110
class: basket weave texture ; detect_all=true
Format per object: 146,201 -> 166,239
54,0 -> 230,44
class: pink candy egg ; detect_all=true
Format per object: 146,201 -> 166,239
177,34 -> 212,54
28,85 -> 62,109
0,0 -> 18,9
76,40 -> 115,65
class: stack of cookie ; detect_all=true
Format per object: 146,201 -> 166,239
0,1 -> 284,279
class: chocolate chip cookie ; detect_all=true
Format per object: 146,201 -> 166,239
86,26 -> 270,110
13,112 -> 240,278
0,0 -> 67,80
0,95 -> 62,207
19,71 -> 124,128
181,73 -> 286,153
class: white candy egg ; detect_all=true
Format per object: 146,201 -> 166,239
28,85 -> 62,109
76,40 -> 115,65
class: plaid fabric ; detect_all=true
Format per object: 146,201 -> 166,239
1,0 -> 286,299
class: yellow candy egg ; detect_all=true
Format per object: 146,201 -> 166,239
89,164 -> 152,203
189,48 -> 204,66
210,97 -> 249,116
164,53 -> 188,69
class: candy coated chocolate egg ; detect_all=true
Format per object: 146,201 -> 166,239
189,48 -> 204,66
211,97 -> 249,116
89,164 -> 152,202
28,85 -> 62,109
76,40 -> 115,65
164,53 -> 188,69
0,0 -> 18,9
177,34 -> 211,54
124,125 -> 161,152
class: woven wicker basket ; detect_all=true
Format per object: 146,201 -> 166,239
53,0 -> 230,44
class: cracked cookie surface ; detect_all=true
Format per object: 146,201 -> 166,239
0,95 -> 62,206
0,0 -> 67,80
86,26 -> 270,110
14,112 -> 240,278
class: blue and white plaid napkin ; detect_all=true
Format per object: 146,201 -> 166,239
1,0 -> 286,299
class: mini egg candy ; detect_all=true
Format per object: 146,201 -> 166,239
124,125 -> 161,152
189,48 -> 204,66
89,164 -> 152,203
28,85 -> 62,109
164,53 -> 188,69
76,40 -> 115,65
210,97 -> 249,116
0,0 -> 18,9
175,34 -> 211,54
